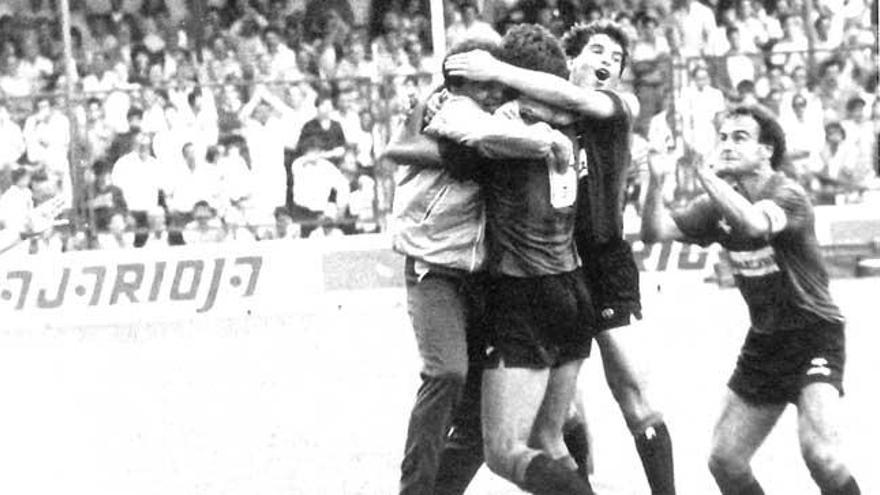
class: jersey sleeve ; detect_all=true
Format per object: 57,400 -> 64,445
759,181 -> 811,236
671,194 -> 724,246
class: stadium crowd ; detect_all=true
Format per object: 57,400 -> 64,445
0,0 -> 876,254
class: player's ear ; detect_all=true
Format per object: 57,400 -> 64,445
759,143 -> 773,161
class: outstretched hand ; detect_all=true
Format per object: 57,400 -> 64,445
444,50 -> 502,82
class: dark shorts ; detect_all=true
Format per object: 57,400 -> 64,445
578,238 -> 642,332
484,269 -> 596,369
728,320 -> 846,405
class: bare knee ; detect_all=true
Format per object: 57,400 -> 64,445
483,437 -> 518,480
708,446 -> 751,485
802,439 -> 849,487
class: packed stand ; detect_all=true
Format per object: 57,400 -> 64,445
0,0 -> 876,254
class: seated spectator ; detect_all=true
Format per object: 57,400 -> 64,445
812,121 -> 870,203
95,211 -> 135,250
669,0 -> 717,59
714,26 -> 760,97
86,160 -> 128,234
295,91 -> 346,164
290,134 -> 350,234
16,33 -> 53,93
0,167 -> 34,239
111,131 -> 166,247
267,205 -> 302,239
164,142 -> 224,245
143,208 -> 173,246
182,200 -> 227,244
840,95 -> 878,184
22,96 -> 71,205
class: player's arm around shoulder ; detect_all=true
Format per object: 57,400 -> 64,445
381,99 -> 444,168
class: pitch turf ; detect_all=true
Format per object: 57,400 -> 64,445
0,277 -> 876,494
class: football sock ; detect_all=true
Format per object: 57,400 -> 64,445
822,477 -> 861,495
634,422 -> 676,494
563,420 -> 591,479
520,453 -> 594,495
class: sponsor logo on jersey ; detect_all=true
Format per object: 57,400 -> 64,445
727,246 -> 780,277
806,357 -> 831,377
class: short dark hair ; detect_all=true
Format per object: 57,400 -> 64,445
442,38 -> 502,88
825,121 -> 846,139
127,106 -> 144,120
726,106 -> 787,171
10,167 -> 29,184
562,20 -> 630,75
499,24 -> 569,80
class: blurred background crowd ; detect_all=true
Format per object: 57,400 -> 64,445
0,0 -> 876,253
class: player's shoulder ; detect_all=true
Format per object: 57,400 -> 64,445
762,173 -> 810,203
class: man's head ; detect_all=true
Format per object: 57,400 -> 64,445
845,95 -> 866,122
563,20 -> 629,89
192,200 -> 216,226
315,92 -> 335,119
714,106 -> 787,176
791,93 -> 807,117
443,38 -> 507,112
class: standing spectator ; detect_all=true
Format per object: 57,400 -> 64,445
815,57 -> 859,121
22,96 -> 71,205
779,65 -> 822,123
295,92 -> 346,164
86,160 -> 128,235
715,26 -> 759,97
106,106 -> 144,168
238,85 -> 297,237
445,0 -> 501,49
680,65 -> 726,165
83,97 -> 116,164
17,33 -> 53,93
263,25 -> 302,81
815,121 -> 860,202
0,101 -> 25,185
182,200 -> 227,244
669,0 -> 717,60
780,93 -> 824,178
0,48 -> 31,100
335,36 -> 379,84
111,131 -> 165,247
95,211 -> 135,249
839,95 -> 878,187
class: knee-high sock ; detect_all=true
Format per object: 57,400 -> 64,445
822,477 -> 861,495
399,375 -> 463,495
717,477 -> 764,495
562,420 -> 590,480
433,435 -> 484,495
634,422 -> 676,495
520,454 -> 594,495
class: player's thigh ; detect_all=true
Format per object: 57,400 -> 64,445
797,382 -> 845,455
711,389 -> 786,462
481,366 -> 550,455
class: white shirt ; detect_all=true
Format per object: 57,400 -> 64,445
111,151 -> 165,212
290,154 -> 350,213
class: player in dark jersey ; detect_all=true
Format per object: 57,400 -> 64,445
426,24 -> 598,494
446,20 -> 676,495
641,106 -> 861,495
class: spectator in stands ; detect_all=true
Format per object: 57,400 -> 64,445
22,96 -> 71,205
86,160 -> 128,235
768,14 -> 808,73
669,0 -> 717,59
106,106 -> 144,168
183,200 -> 227,244
840,95 -> 878,186
238,85 -> 296,237
165,142 -> 224,245
95,211 -> 135,249
83,97 -> 116,164
715,26 -> 760,97
268,205 -> 302,239
815,57 -> 859,121
780,93 -> 824,177
680,65 -> 725,163
263,25 -> 302,81
336,35 -> 379,84
779,65 -> 822,123
731,0 -> 773,52
144,208 -> 173,246
17,32 -> 53,93
648,91 -> 689,204
0,44 -> 33,101
0,100 -> 25,179
290,134 -> 350,234
445,0 -> 501,49
0,167 -> 34,240
111,131 -> 166,247
295,91 -> 346,164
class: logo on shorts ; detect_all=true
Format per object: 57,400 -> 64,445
806,357 -> 831,377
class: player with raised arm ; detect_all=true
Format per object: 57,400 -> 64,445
446,20 -> 676,495
641,105 -> 861,495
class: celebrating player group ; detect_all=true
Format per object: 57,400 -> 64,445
384,18 -> 861,495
